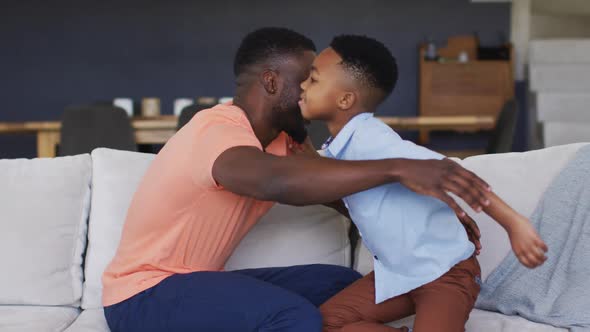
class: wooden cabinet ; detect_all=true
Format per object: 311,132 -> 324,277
419,36 -> 514,143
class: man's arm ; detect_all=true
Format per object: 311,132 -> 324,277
287,136 -> 484,250
288,138 -> 351,218
212,146 -> 491,216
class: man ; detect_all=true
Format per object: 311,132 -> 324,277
102,27 -> 490,332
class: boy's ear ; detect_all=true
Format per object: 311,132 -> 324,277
337,91 -> 357,111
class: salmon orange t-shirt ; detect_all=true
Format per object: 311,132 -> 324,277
102,103 -> 290,306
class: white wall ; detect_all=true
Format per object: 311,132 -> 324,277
511,0 -> 532,81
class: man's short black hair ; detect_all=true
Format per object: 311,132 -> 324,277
330,35 -> 398,98
234,27 -> 316,77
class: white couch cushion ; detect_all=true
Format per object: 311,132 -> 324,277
82,149 -> 155,309
0,155 -> 91,306
387,309 -> 566,332
353,238 -> 374,276
225,204 -> 351,270
0,306 -> 80,332
84,149 -> 352,309
63,309 -> 109,332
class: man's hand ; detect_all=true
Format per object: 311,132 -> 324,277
457,213 -> 482,255
397,158 -> 491,217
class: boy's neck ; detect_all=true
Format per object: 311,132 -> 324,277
326,108 -> 374,138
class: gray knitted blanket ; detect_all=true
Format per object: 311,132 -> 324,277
476,145 -> 590,331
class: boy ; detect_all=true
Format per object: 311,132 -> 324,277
297,35 -> 548,332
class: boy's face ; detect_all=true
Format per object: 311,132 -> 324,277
299,47 -> 353,121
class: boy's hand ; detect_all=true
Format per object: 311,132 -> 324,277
508,218 -> 548,268
457,213 -> 482,255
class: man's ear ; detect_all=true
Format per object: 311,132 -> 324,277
260,69 -> 279,95
337,91 -> 357,111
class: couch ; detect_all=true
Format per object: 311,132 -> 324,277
1,143 -> 586,332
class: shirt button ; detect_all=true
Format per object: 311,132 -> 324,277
374,255 -> 379,260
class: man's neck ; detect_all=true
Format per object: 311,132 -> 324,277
233,88 -> 280,148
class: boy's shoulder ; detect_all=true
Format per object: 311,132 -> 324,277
345,116 -> 402,159
351,116 -> 402,145
349,116 -> 443,161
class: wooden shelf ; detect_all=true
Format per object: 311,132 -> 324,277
419,36 -> 514,143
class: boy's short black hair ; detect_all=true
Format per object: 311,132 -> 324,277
330,35 -> 398,99
234,27 -> 316,77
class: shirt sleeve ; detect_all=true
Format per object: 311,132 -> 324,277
388,139 -> 445,160
190,120 -> 262,189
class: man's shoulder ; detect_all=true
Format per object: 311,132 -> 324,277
173,104 -> 260,151
194,104 -> 249,127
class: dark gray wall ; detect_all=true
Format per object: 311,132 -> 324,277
0,0 -> 510,158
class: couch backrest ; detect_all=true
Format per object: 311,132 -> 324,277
225,204 -> 351,271
355,143 -> 589,281
82,148 -> 351,309
0,155 -> 91,306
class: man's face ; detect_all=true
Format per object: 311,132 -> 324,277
273,50 -> 316,143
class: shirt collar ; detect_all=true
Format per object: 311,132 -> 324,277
324,113 -> 373,157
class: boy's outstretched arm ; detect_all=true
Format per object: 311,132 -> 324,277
482,192 -> 548,268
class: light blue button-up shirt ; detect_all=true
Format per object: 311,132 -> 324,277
324,113 -> 475,303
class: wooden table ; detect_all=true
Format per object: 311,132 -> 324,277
378,115 -> 495,131
0,115 -> 495,158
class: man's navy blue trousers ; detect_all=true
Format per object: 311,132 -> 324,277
104,264 -> 361,332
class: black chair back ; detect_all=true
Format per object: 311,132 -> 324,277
486,100 -> 519,154
59,105 -> 136,156
177,104 -> 209,131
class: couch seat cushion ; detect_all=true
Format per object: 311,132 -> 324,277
63,309 -> 109,332
0,306 -> 79,332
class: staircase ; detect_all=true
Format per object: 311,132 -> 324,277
529,39 -> 590,147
